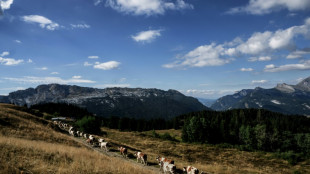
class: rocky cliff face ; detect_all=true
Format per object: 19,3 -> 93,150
0,84 -> 208,119
211,77 -> 310,116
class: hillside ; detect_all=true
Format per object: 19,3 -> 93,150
0,104 -> 157,174
211,77 -> 310,115
0,84 -> 208,120
0,104 -> 309,174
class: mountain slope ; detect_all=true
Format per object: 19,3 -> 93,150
211,77 -> 310,116
0,84 -> 208,119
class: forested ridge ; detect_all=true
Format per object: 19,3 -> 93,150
180,109 -> 310,163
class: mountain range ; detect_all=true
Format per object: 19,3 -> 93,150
211,76 -> 310,116
0,84 -> 208,120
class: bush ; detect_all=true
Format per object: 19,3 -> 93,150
75,116 -> 101,134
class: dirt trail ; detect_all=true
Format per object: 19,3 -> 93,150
66,132 -> 165,174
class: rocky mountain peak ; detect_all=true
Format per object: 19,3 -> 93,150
275,83 -> 295,93
296,77 -> 310,92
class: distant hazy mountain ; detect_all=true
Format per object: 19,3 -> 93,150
197,98 -> 217,107
211,77 -> 310,116
0,84 -> 208,120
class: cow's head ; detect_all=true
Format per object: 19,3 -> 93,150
156,156 -> 160,162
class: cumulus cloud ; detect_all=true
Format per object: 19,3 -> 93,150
88,56 -> 99,59
264,60 -> 310,72
70,24 -> 90,29
132,29 -> 162,43
227,0 -> 310,15
0,0 -> 13,12
163,43 -> 233,69
27,59 -> 33,63
0,51 -> 23,66
4,76 -> 96,84
94,61 -> 120,70
240,68 -> 254,72
50,72 -> 59,75
106,0 -> 193,16
248,56 -> 272,62
163,17 -> 310,70
22,15 -> 59,31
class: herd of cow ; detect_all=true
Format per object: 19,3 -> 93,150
53,121 -> 204,174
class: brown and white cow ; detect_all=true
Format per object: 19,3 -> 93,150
134,151 -> 147,165
156,156 -> 174,164
118,147 -> 128,158
183,166 -> 199,174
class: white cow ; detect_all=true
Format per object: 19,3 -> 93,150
100,142 -> 109,152
161,161 -> 176,174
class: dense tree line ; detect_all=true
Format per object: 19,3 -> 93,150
30,103 -> 93,119
181,109 -> 310,157
101,116 -> 175,131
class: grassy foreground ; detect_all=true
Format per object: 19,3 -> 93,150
0,104 -> 156,174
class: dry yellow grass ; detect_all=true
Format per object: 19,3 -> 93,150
101,127 -> 310,174
0,104 -> 158,174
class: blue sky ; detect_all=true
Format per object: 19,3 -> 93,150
0,0 -> 310,99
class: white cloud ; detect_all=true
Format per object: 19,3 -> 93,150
94,61 -> 120,70
236,31 -> 273,55
264,60 -> 310,72
70,24 -> 90,29
84,61 -> 93,66
163,17 -> 310,69
0,57 -> 23,65
14,40 -> 21,44
50,72 -> 59,75
132,29 -> 162,43
36,67 -> 48,70
1,51 -> 9,57
106,0 -> 193,16
286,49 -> 310,59
22,15 -> 59,31
248,56 -> 272,62
227,0 -> 310,15
252,80 -> 268,84
88,56 -> 99,59
4,76 -> 96,84
94,0 -> 103,6
0,51 -> 23,66
163,43 -> 233,69
72,75 -> 82,79
0,0 -> 13,11
27,59 -> 33,63
240,68 -> 254,72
